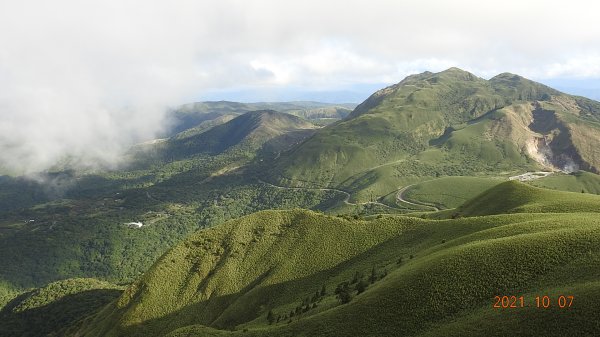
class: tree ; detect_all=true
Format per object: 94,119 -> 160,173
356,279 -> 368,294
320,284 -> 327,296
267,310 -> 275,325
312,292 -> 320,303
369,267 -> 377,284
351,271 -> 363,284
338,288 -> 353,304
335,281 -> 353,304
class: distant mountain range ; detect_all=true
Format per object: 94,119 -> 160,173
167,101 -> 355,136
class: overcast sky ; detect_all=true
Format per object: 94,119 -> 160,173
1,0 -> 600,173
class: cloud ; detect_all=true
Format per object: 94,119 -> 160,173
1,0 -> 600,173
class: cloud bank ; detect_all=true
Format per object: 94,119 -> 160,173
1,0 -> 599,173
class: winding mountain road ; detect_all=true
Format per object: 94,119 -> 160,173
396,185 -> 440,211
257,179 -> 401,211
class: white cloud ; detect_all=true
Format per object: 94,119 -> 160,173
1,0 -> 600,173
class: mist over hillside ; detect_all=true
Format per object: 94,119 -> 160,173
3,1 -> 600,336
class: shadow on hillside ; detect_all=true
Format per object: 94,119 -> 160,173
0,288 -> 122,337
90,230 -> 424,337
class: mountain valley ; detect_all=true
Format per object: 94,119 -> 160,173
2,68 -> 600,336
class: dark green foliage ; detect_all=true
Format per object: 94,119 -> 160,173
369,267 -> 377,284
351,271 -> 362,284
266,310 -> 275,325
0,278 -> 122,337
355,279 -> 368,294
335,282 -> 353,304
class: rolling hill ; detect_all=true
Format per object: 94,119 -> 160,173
167,101 -> 354,136
73,183 -> 600,336
157,110 -> 318,159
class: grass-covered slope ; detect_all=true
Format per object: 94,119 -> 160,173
270,68 -> 556,187
79,193 -> 600,337
528,170 -> 600,194
269,68 -> 600,201
402,176 -> 504,209
82,210 -> 413,336
0,278 -> 122,337
456,180 -> 600,217
144,110 -> 318,161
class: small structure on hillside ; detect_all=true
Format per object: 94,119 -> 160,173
508,171 -> 552,182
124,221 -> 144,228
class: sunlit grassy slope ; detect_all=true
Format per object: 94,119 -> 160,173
403,176 -> 504,209
268,68 -> 600,207
78,182 -> 600,337
456,180 -> 600,216
269,69 -> 554,188
528,171 -> 600,194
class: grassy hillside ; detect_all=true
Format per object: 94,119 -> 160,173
132,110 -> 317,164
528,170 -> 600,194
269,68 -> 600,206
77,188 -> 600,337
455,180 -> 600,217
270,68 -> 548,188
402,176 -> 504,209
0,278 -> 122,337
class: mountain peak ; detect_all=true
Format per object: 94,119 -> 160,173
491,72 -> 522,80
434,67 -> 480,81
439,66 -> 469,74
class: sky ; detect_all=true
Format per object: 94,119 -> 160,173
1,0 -> 600,173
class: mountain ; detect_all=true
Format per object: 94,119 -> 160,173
75,185 -> 600,336
3,69 -> 600,336
167,101 -> 355,136
162,110 -> 318,158
127,110 -> 319,174
269,68 -> 600,203
0,110 -> 338,300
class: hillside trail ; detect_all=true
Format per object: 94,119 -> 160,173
257,179 -> 402,211
396,185 -> 440,211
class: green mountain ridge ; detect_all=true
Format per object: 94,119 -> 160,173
163,110 -> 318,158
269,68 -> 600,199
72,183 -> 600,336
455,180 -> 600,217
168,101 -> 354,136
